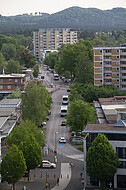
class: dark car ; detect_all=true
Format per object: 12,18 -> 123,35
61,121 -> 66,126
67,89 -> 70,92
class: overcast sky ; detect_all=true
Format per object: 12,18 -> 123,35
0,0 -> 126,16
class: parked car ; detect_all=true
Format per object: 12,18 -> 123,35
59,137 -> 66,143
47,111 -> 51,115
38,160 -> 56,168
67,89 -> 70,92
71,131 -> 81,136
72,138 -> 83,143
61,121 -> 66,126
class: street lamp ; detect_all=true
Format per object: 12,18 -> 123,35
0,130 -> 3,183
83,133 -> 89,190
54,131 -> 58,155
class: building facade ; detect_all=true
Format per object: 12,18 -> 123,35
0,74 -> 26,97
94,46 -> 126,90
83,96 -> 126,189
33,28 -> 78,61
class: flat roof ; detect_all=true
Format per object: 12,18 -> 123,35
93,47 -> 126,50
0,74 -> 25,78
0,107 -> 15,116
0,99 -> 21,106
82,123 -> 126,134
0,117 -> 8,130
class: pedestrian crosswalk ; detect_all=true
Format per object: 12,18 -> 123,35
67,154 -> 84,161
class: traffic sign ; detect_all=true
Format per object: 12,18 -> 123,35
60,144 -> 64,147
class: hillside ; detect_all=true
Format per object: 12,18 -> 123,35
0,7 -> 126,34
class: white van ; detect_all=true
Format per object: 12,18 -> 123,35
62,95 -> 69,105
61,106 -> 68,117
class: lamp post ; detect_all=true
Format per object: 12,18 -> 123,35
83,133 -> 89,190
0,130 -> 3,183
54,131 -> 58,155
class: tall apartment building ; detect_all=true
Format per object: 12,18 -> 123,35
94,46 -> 126,90
33,28 -> 78,61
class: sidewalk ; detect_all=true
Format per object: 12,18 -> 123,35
51,163 -> 71,190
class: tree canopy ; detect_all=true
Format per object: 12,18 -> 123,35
44,52 -> 59,69
33,64 -> 39,78
6,120 -> 46,147
5,59 -> 22,74
86,134 -> 119,189
66,99 -> 96,131
21,81 -> 52,126
7,88 -> 22,99
1,144 -> 26,190
69,83 -> 126,103
19,133 -> 42,179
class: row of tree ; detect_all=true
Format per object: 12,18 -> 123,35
0,81 -> 52,189
44,41 -> 94,84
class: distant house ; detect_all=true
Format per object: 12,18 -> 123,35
0,74 -> 26,98
82,96 -> 126,189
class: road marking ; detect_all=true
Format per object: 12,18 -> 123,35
67,154 -> 84,161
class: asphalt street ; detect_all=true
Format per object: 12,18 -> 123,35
1,65 -> 85,190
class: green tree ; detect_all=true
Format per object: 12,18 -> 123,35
1,43 -> 16,61
91,38 -> 104,46
6,120 -> 45,147
0,34 -> 17,50
5,59 -> 22,74
21,82 -> 52,126
7,88 -> 22,99
76,52 -> 94,84
86,134 -> 119,189
19,134 -> 42,180
33,64 -> 39,78
66,99 -> 96,131
44,52 -> 59,69
1,144 -> 26,190
0,52 -> 6,66
20,49 -> 36,68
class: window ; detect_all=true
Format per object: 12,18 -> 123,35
7,85 -> 11,89
117,68 -> 119,70
100,62 -> 102,65
117,56 -> 119,58
119,161 -> 126,168
100,80 -> 102,82
0,79 -> 3,82
117,74 -> 119,76
9,79 -> 12,82
15,79 -> 18,82
100,56 -> 102,59
117,50 -> 119,53
100,50 -> 102,53
0,85 -> 3,89
116,147 -> 126,159
105,50 -> 111,53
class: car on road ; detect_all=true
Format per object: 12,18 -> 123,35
38,160 -> 56,168
61,121 -> 66,126
59,137 -> 66,143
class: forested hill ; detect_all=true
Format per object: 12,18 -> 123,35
1,6 -> 126,34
